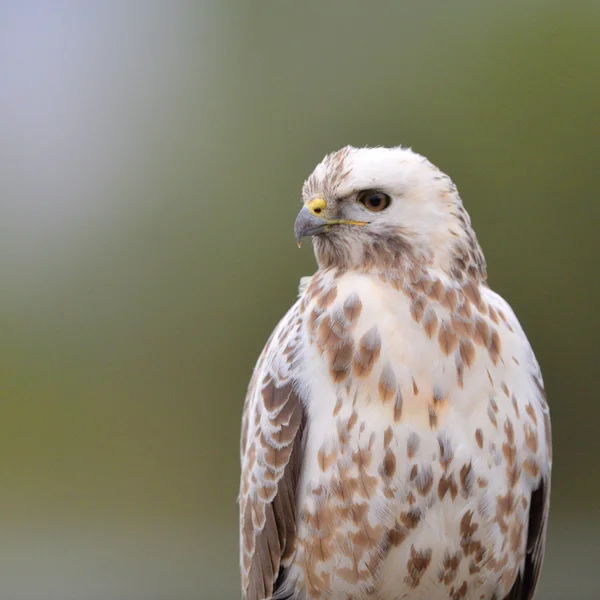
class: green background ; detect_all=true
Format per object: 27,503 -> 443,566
0,1 -> 598,599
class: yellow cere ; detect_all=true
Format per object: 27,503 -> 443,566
306,197 -> 367,227
306,197 -> 327,216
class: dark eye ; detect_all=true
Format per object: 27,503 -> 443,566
357,190 -> 391,212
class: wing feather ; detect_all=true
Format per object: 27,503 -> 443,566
240,302 -> 305,600
484,289 -> 552,600
505,369 -> 551,600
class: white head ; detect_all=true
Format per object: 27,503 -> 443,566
294,145 -> 486,280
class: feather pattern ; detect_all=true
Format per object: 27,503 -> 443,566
239,146 -> 551,600
240,302 -> 306,600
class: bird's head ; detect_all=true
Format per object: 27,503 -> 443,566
295,146 -> 486,280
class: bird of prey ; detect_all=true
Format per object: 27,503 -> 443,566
239,146 -> 551,600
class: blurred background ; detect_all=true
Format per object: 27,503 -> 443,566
0,1 -> 598,599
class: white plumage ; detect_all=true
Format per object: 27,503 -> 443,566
240,146 -> 551,600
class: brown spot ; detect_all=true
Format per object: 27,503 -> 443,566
451,580 -> 468,600
506,465 -> 520,490
428,278 -> 445,302
510,522 -> 524,554
384,426 -> 394,449
330,470 -> 357,503
342,291 -> 362,323
307,307 -> 322,338
316,285 -> 337,309
451,315 -> 475,338
393,390 -> 403,422
441,287 -> 459,311
414,465 -> 434,496
328,307 -> 351,338
353,326 -> 381,377
409,264 -> 426,284
389,523 -> 408,547
512,396 -> 520,419
438,433 -> 454,470
456,298 -> 473,319
349,513 -> 384,551
433,386 -> 447,405
439,550 -> 462,585
459,338 -> 476,368
318,445 -> 338,471
503,420 -> 515,450
488,305 -> 499,324
333,395 -> 343,417
523,457 -> 540,478
410,465 -> 418,481
524,424 -> 538,453
422,307 -> 439,338
428,406 -> 438,429
487,329 -> 501,365
404,546 -> 432,588
495,491 -> 516,533
347,410 -> 359,432
412,377 -> 419,395
525,403 -> 538,425
438,473 -> 458,500
475,428 -> 483,449
459,510 -> 482,556
337,419 -> 350,446
438,321 -> 458,355
378,364 -> 397,403
399,508 -> 422,529
473,316 -> 490,347
460,462 -> 474,497
304,273 -> 322,298
462,280 -> 482,307
328,340 -> 354,382
410,295 -> 427,323
414,275 -> 434,295
382,450 -> 397,478
317,315 -> 343,350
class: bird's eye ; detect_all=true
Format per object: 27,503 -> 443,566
357,190 -> 391,212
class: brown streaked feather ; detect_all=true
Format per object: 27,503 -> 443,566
503,477 -> 550,600
240,303 -> 306,600
504,376 -> 551,600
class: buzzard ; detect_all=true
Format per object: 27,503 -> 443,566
239,146 -> 551,600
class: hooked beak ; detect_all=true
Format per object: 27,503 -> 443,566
294,197 -> 368,247
294,205 -> 328,247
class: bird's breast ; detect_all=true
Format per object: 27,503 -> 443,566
297,268 -> 503,430
288,268 -> 539,599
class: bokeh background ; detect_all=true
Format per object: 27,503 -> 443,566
0,1 -> 598,599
